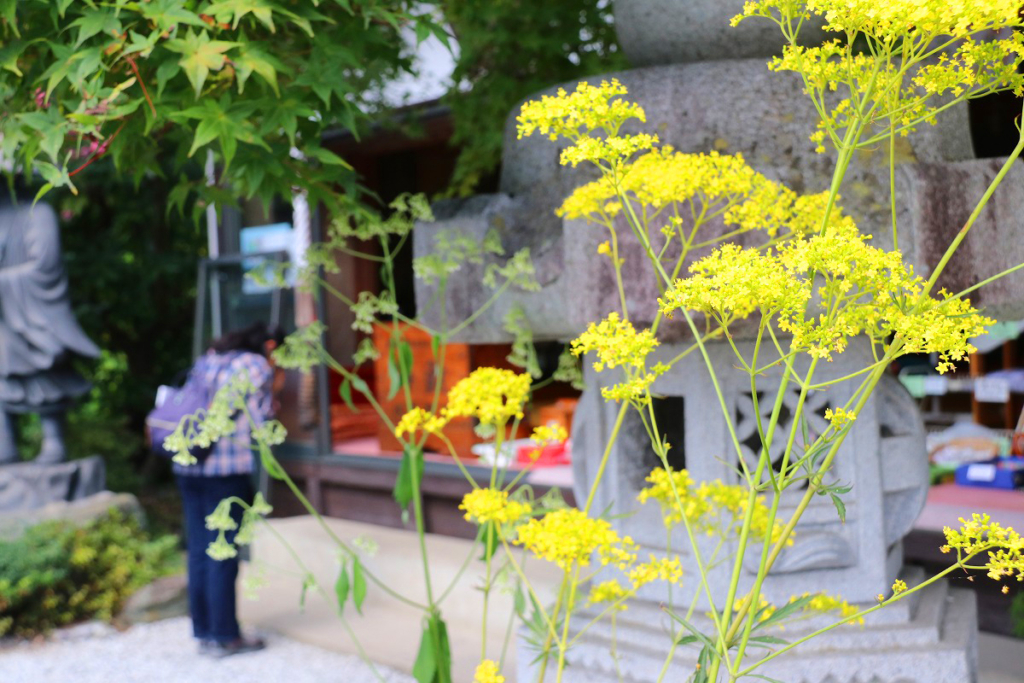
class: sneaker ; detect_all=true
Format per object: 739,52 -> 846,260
205,636 -> 266,658
198,639 -> 216,655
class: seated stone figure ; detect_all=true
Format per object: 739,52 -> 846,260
0,202 -> 99,465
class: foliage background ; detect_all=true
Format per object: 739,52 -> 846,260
442,0 -> 624,195
0,509 -> 180,637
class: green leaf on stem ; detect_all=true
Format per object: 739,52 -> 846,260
394,445 -> 423,508
663,609 -> 716,652
399,340 -> 414,384
339,377 -> 359,413
754,594 -> 815,632
412,621 -> 436,683
335,562 -> 350,615
352,556 -> 367,614
477,521 -> 499,562
828,491 -> 847,523
386,348 -> 401,401
412,613 -> 450,683
260,446 -> 286,480
747,635 -> 789,647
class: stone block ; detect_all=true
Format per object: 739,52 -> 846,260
0,455 -> 106,513
0,490 -> 142,540
613,0 -> 829,67
415,60 -> 975,343
520,574 -> 978,683
571,340 -> 927,608
896,158 -> 1024,321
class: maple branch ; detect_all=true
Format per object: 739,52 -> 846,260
125,55 -> 157,117
69,120 -> 127,178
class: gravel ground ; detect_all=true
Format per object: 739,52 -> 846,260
0,617 -> 413,683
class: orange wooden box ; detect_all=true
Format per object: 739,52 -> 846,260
373,324 -> 524,458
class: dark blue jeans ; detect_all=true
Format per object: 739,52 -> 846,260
177,473 -> 252,643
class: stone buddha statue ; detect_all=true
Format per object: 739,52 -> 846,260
0,202 -> 100,465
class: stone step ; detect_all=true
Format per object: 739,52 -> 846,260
527,581 -> 975,683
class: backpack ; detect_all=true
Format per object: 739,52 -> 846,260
146,358 -> 218,461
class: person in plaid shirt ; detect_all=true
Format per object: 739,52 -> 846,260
175,322 -> 283,658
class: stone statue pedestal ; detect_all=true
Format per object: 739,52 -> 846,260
520,567 -> 977,683
0,456 -> 106,513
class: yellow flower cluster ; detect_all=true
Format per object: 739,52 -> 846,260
802,592 -> 862,624
804,0 -> 1021,40
659,244 -> 809,325
516,508 -> 637,571
571,313 -> 667,403
394,407 -> 447,439
638,468 -> 791,546
892,579 -> 908,595
459,488 -> 532,526
473,660 -> 505,683
661,218 -> 992,369
572,312 -> 657,372
742,591 -> 862,626
560,133 -> 660,168
445,367 -> 533,427
517,79 -> 645,141
517,79 -> 658,169
824,407 -> 856,430
942,514 -> 1024,583
587,579 -> 630,609
557,146 -> 832,241
628,556 -> 683,588
393,368 -> 533,439
531,424 -> 568,445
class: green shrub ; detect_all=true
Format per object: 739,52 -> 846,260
0,509 -> 179,637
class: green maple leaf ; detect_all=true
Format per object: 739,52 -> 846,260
68,9 -> 122,48
233,43 -> 286,96
164,30 -> 239,97
174,96 -> 269,168
138,0 -> 208,31
206,0 -> 276,32
258,96 -> 313,146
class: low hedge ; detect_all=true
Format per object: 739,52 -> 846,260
0,509 -> 179,637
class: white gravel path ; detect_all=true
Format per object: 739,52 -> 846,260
0,617 -> 414,683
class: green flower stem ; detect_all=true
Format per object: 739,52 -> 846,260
434,431 -> 482,491
409,446 -> 437,608
735,561 -> 965,679
923,116 -> 1024,297
479,426 -> 507,661
554,564 -> 583,683
950,260 -> 1024,302
318,351 -> 397,432
380,238 -> 415,412
730,363 -> 818,676
656,536 -> 728,683
436,535 -> 482,605
255,516 -> 389,683
582,401 -> 630,514
665,328 -> 726,368
496,531 -> 561,683
890,119 -> 899,250
240,405 -> 425,611
447,279 -> 516,338
722,362 -> 889,647
499,571 -> 519,667
482,523 -> 495,660
717,358 -> 802,665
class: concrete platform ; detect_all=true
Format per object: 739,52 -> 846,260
239,515 -> 562,682
238,517 -> 1024,683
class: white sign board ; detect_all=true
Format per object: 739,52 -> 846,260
974,377 -> 1011,403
